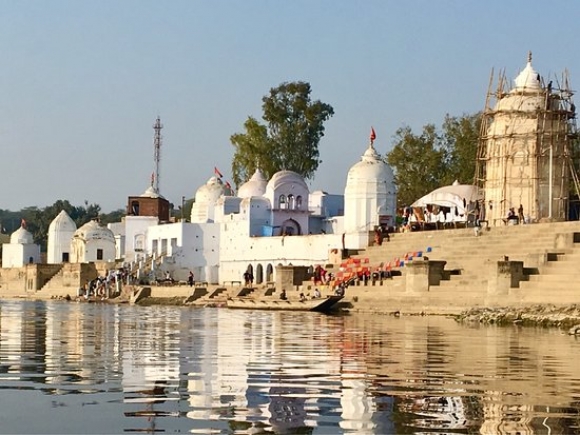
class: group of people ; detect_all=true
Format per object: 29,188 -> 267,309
399,202 -> 487,232
280,286 -> 325,301
312,265 -> 330,285
78,268 -> 126,299
243,270 -> 254,286
504,204 -> 525,225
374,226 -> 390,246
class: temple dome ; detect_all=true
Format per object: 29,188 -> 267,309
513,55 -> 541,92
48,210 -> 77,234
238,168 -> 268,198
346,144 -> 395,184
495,54 -> 544,113
194,176 -> 227,204
266,170 -> 308,192
73,220 -> 115,243
10,226 -> 34,244
140,185 -> 164,199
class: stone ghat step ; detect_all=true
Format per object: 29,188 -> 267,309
375,239 -> 565,254
510,291 -> 580,304
359,239 -> 568,256
527,274 -> 580,282
383,230 -> 564,244
435,279 -> 488,288
517,280 -> 579,291
361,245 -> 574,261
360,245 -> 563,258
387,221 -> 580,237
541,262 -> 580,272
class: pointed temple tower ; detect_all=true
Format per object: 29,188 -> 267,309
344,129 -> 397,243
475,52 -> 579,224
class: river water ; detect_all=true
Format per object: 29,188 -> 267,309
1,300 -> 580,434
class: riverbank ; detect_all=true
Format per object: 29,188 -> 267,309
454,304 -> 580,331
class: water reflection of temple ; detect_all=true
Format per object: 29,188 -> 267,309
1,303 -> 580,434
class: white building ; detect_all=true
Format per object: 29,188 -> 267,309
2,223 -> 41,268
344,141 -> 397,244
70,220 -> 116,263
47,210 -> 77,263
479,53 -> 576,224
46,136 -> 396,285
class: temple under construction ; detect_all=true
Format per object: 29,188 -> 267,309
475,52 -> 580,225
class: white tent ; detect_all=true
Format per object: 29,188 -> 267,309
411,181 -> 482,215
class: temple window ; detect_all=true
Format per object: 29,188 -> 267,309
296,195 -> 303,209
279,194 -> 287,209
288,194 -> 295,209
131,201 -> 140,216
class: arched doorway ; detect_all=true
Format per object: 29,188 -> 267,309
244,264 -> 254,285
266,264 -> 274,282
256,264 -> 264,284
281,218 -> 301,236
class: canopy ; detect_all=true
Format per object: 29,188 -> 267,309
411,181 -> 482,215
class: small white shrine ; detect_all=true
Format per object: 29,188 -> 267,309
2,223 -> 41,268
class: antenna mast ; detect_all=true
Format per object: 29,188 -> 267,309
153,117 -> 163,193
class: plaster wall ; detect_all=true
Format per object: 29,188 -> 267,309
2,243 -> 41,268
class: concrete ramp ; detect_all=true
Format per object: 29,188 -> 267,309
185,287 -> 208,303
130,287 -> 151,305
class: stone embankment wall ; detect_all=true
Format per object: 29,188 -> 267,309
0,261 -> 112,298
2,221 -> 580,317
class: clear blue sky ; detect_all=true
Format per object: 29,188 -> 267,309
2,0 -> 579,212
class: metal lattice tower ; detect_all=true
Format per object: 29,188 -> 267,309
153,117 -> 163,193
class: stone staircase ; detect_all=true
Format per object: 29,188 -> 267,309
347,221 -> 580,309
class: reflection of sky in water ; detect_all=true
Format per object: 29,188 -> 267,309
1,300 -> 580,434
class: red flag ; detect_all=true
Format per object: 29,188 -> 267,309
225,181 -> 231,189
370,126 -> 376,142
214,166 -> 223,178
21,218 -> 27,229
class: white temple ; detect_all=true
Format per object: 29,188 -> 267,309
2,223 -> 41,268
38,136 -> 397,284
480,53 -> 575,224
47,210 -> 77,264
70,220 -> 116,263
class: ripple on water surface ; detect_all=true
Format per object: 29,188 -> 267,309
1,300 -> 580,434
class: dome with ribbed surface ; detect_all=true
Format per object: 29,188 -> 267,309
73,220 -> 115,243
265,170 -> 308,193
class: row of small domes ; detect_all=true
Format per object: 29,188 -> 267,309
189,145 -> 395,204
9,212 -> 114,245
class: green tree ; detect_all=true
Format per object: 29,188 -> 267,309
230,81 -> 334,186
386,124 -> 446,208
230,117 -> 271,186
440,112 -> 481,185
100,208 -> 125,225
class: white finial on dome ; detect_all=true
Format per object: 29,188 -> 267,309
513,51 -> 541,91
362,142 -> 380,162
